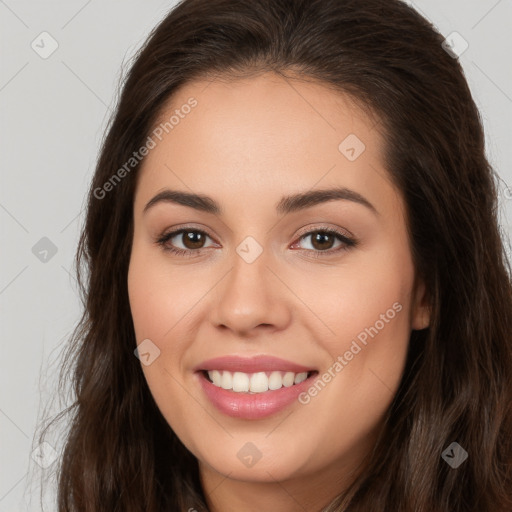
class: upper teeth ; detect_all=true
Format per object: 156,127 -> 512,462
207,370 -> 308,393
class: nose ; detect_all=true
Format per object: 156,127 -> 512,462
210,246 -> 292,337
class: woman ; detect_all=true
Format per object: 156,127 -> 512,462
42,0 -> 512,510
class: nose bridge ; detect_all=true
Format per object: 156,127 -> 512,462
211,235 -> 291,334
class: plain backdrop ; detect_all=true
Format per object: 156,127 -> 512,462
1,0 -> 511,509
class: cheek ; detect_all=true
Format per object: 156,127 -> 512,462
311,290 -> 410,414
127,248 -> 195,436
322,274 -> 410,360
304,243 -> 414,416
298,242 -> 413,358
298,286 -> 411,467
127,243 -> 194,343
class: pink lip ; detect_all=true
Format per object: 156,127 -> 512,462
196,371 -> 316,419
193,355 -> 317,420
193,355 -> 315,373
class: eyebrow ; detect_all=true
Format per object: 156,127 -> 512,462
143,186 -> 378,216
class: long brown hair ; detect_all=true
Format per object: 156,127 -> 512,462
40,0 -> 512,510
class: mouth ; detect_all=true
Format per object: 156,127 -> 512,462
193,354 -> 319,419
195,366 -> 319,419
201,369 -> 318,394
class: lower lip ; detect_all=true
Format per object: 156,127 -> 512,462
196,371 -> 317,419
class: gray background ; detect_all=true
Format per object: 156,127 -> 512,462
1,0 -> 511,509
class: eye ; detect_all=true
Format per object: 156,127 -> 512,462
291,227 -> 357,257
155,228 -> 217,257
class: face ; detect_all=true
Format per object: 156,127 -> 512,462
128,72 -> 429,505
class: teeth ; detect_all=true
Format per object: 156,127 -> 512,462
250,372 -> 268,392
206,370 -> 309,393
232,372 -> 249,392
282,372 -> 295,387
220,371 -> 232,390
210,370 -> 222,387
294,372 -> 308,384
268,371 -> 283,390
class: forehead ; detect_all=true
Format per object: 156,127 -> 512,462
134,72 -> 400,219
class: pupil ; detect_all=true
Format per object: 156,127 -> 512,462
184,231 -> 204,249
313,232 -> 333,250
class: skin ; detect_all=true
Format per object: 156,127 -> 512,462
127,71 -> 430,512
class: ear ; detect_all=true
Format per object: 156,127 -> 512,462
411,274 -> 431,330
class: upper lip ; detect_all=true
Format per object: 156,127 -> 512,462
194,355 -> 316,374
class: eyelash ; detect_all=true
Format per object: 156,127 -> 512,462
155,225 -> 358,259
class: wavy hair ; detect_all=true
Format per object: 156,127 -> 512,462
40,0 -> 512,510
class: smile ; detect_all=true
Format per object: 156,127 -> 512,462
204,370 -> 312,393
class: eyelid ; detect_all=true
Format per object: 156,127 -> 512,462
158,223 -> 217,240
294,223 -> 355,240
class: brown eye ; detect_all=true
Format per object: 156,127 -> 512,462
156,228 -> 215,255
180,230 -> 207,249
292,227 -> 357,258
309,232 -> 336,251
